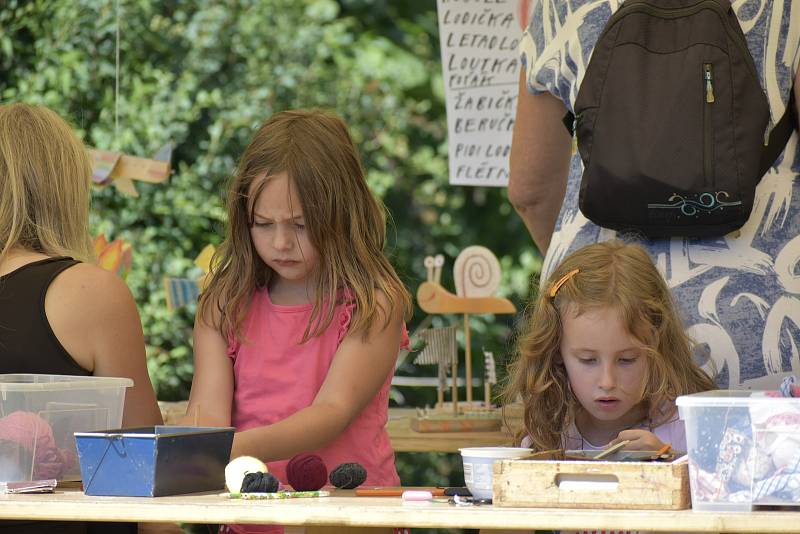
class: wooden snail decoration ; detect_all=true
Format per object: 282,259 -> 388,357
415,246 -> 515,411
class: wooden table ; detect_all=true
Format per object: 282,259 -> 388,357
386,408 -> 515,452
0,490 -> 799,532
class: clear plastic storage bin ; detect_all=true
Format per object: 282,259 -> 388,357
0,374 -> 131,483
677,390 -> 800,511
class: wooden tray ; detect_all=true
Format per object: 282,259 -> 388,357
493,455 -> 690,510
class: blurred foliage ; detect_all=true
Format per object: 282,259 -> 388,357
1,0 -> 543,518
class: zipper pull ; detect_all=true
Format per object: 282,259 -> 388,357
704,64 -> 715,103
571,115 -> 578,154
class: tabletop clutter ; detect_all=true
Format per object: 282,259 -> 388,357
2,373 -> 800,516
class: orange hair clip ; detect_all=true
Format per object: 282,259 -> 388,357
549,268 -> 580,299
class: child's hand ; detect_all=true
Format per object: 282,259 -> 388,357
609,429 -> 665,451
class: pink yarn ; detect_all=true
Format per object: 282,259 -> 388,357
0,411 -> 72,479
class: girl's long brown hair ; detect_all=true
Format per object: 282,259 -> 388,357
504,240 -> 715,451
199,109 -> 411,342
0,103 -> 94,265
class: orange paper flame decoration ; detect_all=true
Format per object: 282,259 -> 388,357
93,234 -> 133,280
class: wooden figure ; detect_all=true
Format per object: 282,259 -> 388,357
411,246 -> 516,432
416,246 -> 515,404
89,143 -> 172,197
413,326 -> 457,409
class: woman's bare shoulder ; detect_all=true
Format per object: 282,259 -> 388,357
48,262 -> 138,327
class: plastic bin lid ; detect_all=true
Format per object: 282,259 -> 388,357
0,374 -> 133,391
676,389 -> 800,407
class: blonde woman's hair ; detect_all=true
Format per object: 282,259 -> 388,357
199,109 -> 412,342
0,103 -> 94,265
504,240 -> 715,451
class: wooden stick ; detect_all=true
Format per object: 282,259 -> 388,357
451,346 -> 458,416
464,313 -> 472,403
594,439 -> 631,460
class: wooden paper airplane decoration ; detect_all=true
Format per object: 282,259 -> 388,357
89,143 -> 172,197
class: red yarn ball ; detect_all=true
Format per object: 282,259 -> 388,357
286,453 -> 328,491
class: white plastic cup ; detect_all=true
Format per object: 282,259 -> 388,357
459,447 -> 531,500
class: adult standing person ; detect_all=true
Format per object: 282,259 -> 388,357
508,0 -> 800,389
0,102 -> 163,534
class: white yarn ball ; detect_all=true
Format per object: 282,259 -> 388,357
225,455 -> 268,493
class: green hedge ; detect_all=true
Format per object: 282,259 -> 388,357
1,0 -> 541,405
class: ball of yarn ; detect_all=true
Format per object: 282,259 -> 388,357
286,453 -> 328,491
241,471 -> 280,493
225,455 -> 268,493
329,462 -> 367,489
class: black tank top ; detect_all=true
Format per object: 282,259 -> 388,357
0,259 -> 135,533
0,256 -> 88,375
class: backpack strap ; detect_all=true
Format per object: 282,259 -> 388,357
760,88 -> 797,175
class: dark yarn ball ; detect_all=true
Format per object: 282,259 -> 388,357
329,462 -> 367,489
240,471 -> 280,493
286,453 -> 328,491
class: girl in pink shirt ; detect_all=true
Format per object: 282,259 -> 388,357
185,110 -> 411,532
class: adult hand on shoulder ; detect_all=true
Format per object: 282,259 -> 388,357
609,429 -> 665,452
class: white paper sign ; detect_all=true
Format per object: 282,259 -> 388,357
437,0 -> 522,187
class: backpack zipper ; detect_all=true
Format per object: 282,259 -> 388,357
599,0 -> 759,81
703,63 -> 715,188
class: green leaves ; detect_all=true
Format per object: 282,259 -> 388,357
2,0 -> 542,404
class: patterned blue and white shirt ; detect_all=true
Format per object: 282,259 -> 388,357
520,0 -> 800,389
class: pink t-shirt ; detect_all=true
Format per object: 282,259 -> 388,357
223,288 -> 406,534
227,287 -> 404,487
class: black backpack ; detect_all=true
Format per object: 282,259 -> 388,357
571,0 -> 796,238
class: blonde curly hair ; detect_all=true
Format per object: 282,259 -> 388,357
504,240 -> 715,451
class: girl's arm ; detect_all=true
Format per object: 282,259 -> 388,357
47,263 -> 163,427
231,292 -> 403,460
181,309 -> 235,428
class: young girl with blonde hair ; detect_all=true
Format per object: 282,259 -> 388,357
186,110 -> 412,505
506,240 -> 715,456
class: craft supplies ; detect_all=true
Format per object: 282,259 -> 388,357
0,374 -> 130,483
547,446 -> 679,463
459,447 -> 531,500
355,486 -> 447,497
75,426 -> 234,497
241,471 -> 279,493
0,479 -> 57,494
677,389 -> 800,511
286,453 -> 328,491
329,462 -> 367,489
225,456 -> 269,494
402,490 -> 433,501
594,439 -> 631,460
227,489 -> 331,500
